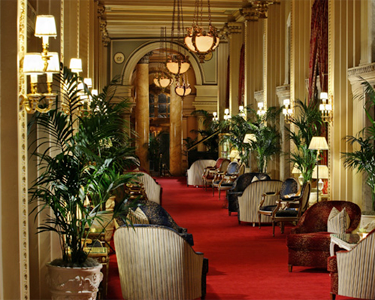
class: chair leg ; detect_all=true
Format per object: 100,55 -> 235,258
280,222 -> 285,234
330,293 -> 336,300
218,189 -> 221,199
258,214 -> 261,229
212,185 -> 214,196
288,264 -> 293,272
272,221 -> 275,237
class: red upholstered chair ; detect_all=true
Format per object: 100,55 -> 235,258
286,200 -> 361,272
202,158 -> 230,190
328,229 -> 375,300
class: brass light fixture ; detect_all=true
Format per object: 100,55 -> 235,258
167,0 -> 190,78
282,99 -> 293,124
212,112 -> 218,121
154,27 -> 173,89
184,0 -> 219,63
20,15 -> 59,114
175,73 -> 192,98
247,0 -> 281,19
224,108 -> 231,120
319,92 -> 333,124
257,101 -> 266,117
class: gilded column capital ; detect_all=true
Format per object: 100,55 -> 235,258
226,22 -> 243,36
138,52 -> 153,64
100,19 -> 110,47
240,7 -> 259,22
97,3 -> 105,17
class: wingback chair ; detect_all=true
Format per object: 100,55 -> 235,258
114,224 -> 208,300
227,173 -> 270,216
212,161 -> 245,198
237,179 -> 283,226
134,172 -> 162,205
327,229 -> 375,300
286,200 -> 361,272
186,159 -> 216,187
202,158 -> 230,190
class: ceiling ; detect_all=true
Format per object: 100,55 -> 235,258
101,0 -> 247,39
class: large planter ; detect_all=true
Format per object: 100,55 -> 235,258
46,263 -> 103,300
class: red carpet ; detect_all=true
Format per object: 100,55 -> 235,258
107,177 -> 356,300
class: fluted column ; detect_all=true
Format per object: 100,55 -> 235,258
170,82 -> 182,176
227,22 -> 243,115
135,54 -> 150,172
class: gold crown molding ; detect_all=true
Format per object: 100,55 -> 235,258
226,22 -> 243,35
18,0 -> 30,298
240,7 -> 259,22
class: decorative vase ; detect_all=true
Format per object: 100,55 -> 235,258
46,263 -> 103,300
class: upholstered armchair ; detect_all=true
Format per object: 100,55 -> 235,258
116,199 -> 194,246
134,172 -> 162,205
212,161 -> 245,198
202,158 -> 230,190
328,229 -> 375,300
227,173 -> 270,215
186,159 -> 216,187
114,224 -> 208,300
237,179 -> 283,226
286,200 -> 361,272
258,178 -> 311,236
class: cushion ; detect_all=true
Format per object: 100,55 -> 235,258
287,232 -> 331,251
251,177 -> 259,183
327,207 -> 350,233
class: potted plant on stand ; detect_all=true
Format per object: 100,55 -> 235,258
342,80 -> 375,231
29,67 -> 138,299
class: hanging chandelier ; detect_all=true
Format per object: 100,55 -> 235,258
167,0 -> 190,78
154,28 -> 174,89
175,73 -> 191,98
184,0 -> 219,63
247,0 -> 281,19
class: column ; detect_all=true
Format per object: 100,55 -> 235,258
135,54 -> 150,172
197,114 -> 206,152
227,22 -> 243,115
170,82 -> 182,176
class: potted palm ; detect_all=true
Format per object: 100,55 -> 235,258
286,99 -> 323,183
29,66 -> 138,299
342,80 -> 375,229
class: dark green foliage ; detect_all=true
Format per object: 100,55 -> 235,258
342,80 -> 375,209
286,99 -> 323,183
28,67 -> 138,266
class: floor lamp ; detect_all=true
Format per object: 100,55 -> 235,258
308,137 -> 329,202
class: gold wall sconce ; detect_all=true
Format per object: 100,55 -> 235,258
319,92 -> 333,124
282,98 -> 293,124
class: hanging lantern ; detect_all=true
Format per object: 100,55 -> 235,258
175,74 -> 191,98
184,0 -> 220,63
154,72 -> 173,89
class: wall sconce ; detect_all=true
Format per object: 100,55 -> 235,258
282,99 -> 293,124
20,15 -> 59,114
224,108 -> 231,120
319,92 -> 333,124
212,112 -> 219,122
257,102 -> 266,117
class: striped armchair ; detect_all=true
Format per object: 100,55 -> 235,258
114,224 -> 208,300
237,180 -> 283,226
328,229 -> 375,300
134,172 -> 162,205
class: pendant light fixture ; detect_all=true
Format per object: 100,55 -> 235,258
175,73 -> 191,98
184,0 -> 219,63
166,0 -> 190,79
154,27 -> 173,89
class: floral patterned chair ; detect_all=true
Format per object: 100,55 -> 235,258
327,229 -> 375,300
286,200 -> 361,272
227,173 -> 270,216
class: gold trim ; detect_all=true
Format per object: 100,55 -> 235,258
18,0 -> 30,298
327,0 -> 333,200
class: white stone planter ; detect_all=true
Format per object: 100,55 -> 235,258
46,263 -> 103,300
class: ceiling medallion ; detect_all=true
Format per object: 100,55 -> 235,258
184,0 -> 219,63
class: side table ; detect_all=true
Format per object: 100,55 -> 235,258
84,246 -> 109,299
330,233 -> 360,256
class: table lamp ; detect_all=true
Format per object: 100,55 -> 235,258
312,164 -> 329,195
308,137 -> 329,202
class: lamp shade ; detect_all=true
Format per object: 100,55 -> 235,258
45,52 -> 60,73
292,166 -> 301,174
243,133 -> 256,144
308,136 -> 329,150
229,149 -> 240,160
35,15 -> 57,38
312,165 -> 329,179
23,53 -> 44,74
69,58 -> 83,73
84,78 -> 93,88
